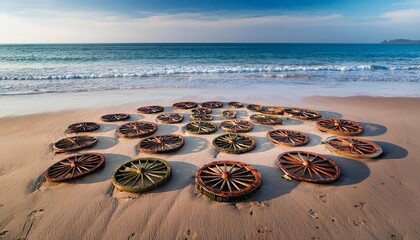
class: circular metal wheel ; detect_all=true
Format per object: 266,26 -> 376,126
316,118 -> 363,136
222,110 -> 237,119
112,157 -> 171,193
267,129 -> 309,147
228,101 -> 244,108
220,120 -> 253,133
137,105 -> 164,114
324,136 -> 382,159
213,133 -> 256,154
284,108 -> 322,120
250,114 -> 282,125
260,106 -> 284,115
67,122 -> 99,133
247,104 -> 263,112
53,136 -> 98,153
185,121 -> 218,134
173,101 -> 198,109
190,114 -> 213,121
138,134 -> 185,154
195,161 -> 262,202
44,153 -> 105,182
277,151 -> 340,183
116,121 -> 157,138
100,113 -> 130,122
156,113 -> 184,124
191,107 -> 212,115
201,101 -> 223,109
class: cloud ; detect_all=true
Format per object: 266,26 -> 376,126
381,8 -> 420,23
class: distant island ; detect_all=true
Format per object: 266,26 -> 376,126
381,39 -> 420,44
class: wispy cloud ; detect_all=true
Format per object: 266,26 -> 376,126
381,8 -> 420,23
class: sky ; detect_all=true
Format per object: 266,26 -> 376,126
0,0 -> 419,43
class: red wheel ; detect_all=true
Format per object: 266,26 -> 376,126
67,122 -> 99,133
173,101 -> 198,109
156,113 -> 184,124
267,129 -> 309,147
284,108 -> 321,120
138,134 -> 185,154
324,136 -> 382,159
201,101 -> 223,109
137,105 -> 164,114
53,136 -> 98,153
228,101 -> 244,108
100,113 -> 130,122
316,118 -> 363,136
250,114 -> 282,125
116,121 -> 157,138
220,120 -> 253,133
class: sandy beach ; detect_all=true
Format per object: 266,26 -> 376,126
0,93 -> 419,240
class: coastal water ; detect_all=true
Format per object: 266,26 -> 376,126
0,43 -> 419,96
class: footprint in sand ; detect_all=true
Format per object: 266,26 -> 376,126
354,202 -> 366,208
318,194 -> 327,203
184,229 -> 199,240
127,233 -> 135,240
309,209 -> 319,219
256,225 -> 273,236
19,209 -> 45,239
391,233 -> 403,240
352,219 -> 367,227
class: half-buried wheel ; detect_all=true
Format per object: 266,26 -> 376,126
138,134 -> 185,154
173,101 -> 198,109
202,101 -> 223,109
212,133 -> 256,154
100,113 -> 130,122
316,118 -> 363,136
267,129 -> 309,147
67,122 -> 99,133
284,108 -> 321,120
260,106 -> 284,115
228,101 -> 244,108
156,113 -> 184,124
116,121 -> 157,138
324,136 -> 382,159
250,114 -> 282,125
247,104 -> 263,112
185,121 -> 218,134
190,114 -> 213,121
53,136 -> 98,153
220,120 -> 253,133
222,110 -> 237,119
137,105 -> 164,114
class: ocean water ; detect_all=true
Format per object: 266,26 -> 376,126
0,43 -> 419,96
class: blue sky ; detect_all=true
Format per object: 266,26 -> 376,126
0,0 -> 419,43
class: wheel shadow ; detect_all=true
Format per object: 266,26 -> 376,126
375,141 -> 408,160
329,155 -> 370,186
175,136 -> 209,155
96,123 -> 118,133
252,136 -> 275,153
92,136 -> 119,150
155,124 -> 179,135
359,122 -> 387,136
153,161 -> 197,193
127,114 -> 145,121
251,125 -> 273,133
318,111 -> 343,118
303,133 -> 323,147
282,118 -> 304,126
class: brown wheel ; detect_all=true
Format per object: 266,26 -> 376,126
44,153 -> 105,182
67,122 -> 99,133
173,101 -> 198,109
316,118 -> 363,136
260,106 -> 284,115
195,161 -> 262,202
324,136 -> 382,159
213,133 -> 256,154
191,107 -> 212,115
190,114 -> 213,121
138,134 -> 185,154
100,113 -> 130,122
112,157 -> 171,193
277,151 -> 340,183
228,101 -> 244,108
116,121 -> 157,138
53,136 -> 98,153
137,105 -> 164,114
220,120 -> 253,133
185,121 -> 218,134
250,114 -> 282,125
247,104 -> 263,112
267,129 -> 309,147
284,108 -> 322,120
156,113 -> 184,124
201,101 -> 223,109
222,110 -> 237,119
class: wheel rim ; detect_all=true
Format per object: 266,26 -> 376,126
173,101 -> 198,109
201,101 -> 223,109
260,106 -> 284,115
250,114 -> 282,125
222,110 -> 237,119
277,151 -> 340,183
220,120 -> 253,133
156,113 -> 184,124
185,121 -> 217,134
228,101 -> 244,108
138,134 -> 185,153
324,136 -> 382,159
191,107 -> 212,115
195,161 -> 261,202
53,136 -> 98,153
116,121 -> 157,138
190,114 -> 213,121
212,133 -> 256,154
67,122 -> 100,133
247,104 -> 263,112
112,157 -> 171,193
137,105 -> 164,114
44,153 -> 105,182
316,118 -> 363,136
100,113 -> 130,122
284,108 -> 322,120
267,129 -> 309,147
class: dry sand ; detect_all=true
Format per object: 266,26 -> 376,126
0,95 -> 419,240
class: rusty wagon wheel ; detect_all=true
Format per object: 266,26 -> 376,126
173,101 -> 198,109
53,136 -> 98,153
250,114 -> 282,125
191,107 -> 212,115
44,153 -> 105,182
195,161 -> 262,202
190,114 -> 213,121
156,113 -> 184,124
201,101 -> 223,109
316,118 -> 363,136
277,151 -> 340,183
228,101 -> 244,108
213,133 -> 256,154
324,136 -> 382,159
267,129 -> 309,147
185,121 -> 218,134
138,134 -> 185,154
112,157 -> 171,193
247,104 -> 263,112
284,108 -> 322,120
222,110 -> 237,119
67,122 -> 99,133
100,113 -> 130,122
116,121 -> 157,138
260,106 -> 284,115
220,120 -> 253,133
137,105 -> 164,114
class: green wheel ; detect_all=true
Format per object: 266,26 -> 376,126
212,133 -> 256,154
185,121 -> 218,134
